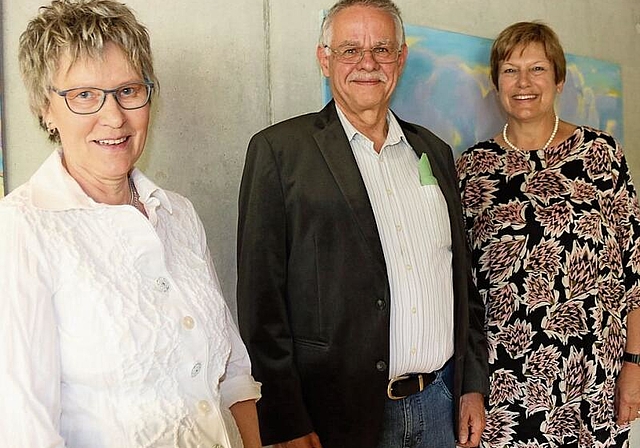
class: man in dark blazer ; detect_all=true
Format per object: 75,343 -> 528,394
237,1 -> 488,447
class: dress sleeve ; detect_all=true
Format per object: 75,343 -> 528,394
611,142 -> 640,311
0,205 -> 66,447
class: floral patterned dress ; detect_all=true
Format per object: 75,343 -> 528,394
456,126 -> 640,447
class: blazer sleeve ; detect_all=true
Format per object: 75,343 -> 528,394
236,132 -> 314,444
453,150 -> 489,395
463,265 -> 489,395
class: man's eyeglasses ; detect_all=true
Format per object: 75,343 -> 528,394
325,45 -> 401,64
49,81 -> 154,115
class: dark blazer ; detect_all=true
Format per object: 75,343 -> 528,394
237,101 -> 488,448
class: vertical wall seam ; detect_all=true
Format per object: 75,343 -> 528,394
263,0 -> 273,125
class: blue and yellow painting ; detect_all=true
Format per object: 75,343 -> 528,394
322,24 -> 623,156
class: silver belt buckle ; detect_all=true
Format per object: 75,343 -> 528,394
387,374 -> 425,400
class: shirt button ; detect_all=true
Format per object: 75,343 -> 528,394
191,362 -> 202,377
405,264 -> 412,271
155,277 -> 170,292
386,189 -> 393,196
198,400 -> 211,413
376,299 -> 386,310
411,307 -> 417,314
376,360 -> 387,372
395,224 -> 402,232
411,347 -> 417,355
182,316 -> 195,330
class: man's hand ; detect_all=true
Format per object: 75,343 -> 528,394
616,362 -> 640,425
274,432 -> 323,448
457,392 -> 485,447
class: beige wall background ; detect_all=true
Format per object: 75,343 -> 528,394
4,0 -> 640,442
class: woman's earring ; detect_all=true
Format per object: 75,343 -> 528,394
47,122 -> 56,135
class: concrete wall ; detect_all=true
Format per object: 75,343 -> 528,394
4,0 -> 640,443
5,0 -> 640,304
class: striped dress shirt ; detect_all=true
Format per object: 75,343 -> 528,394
336,106 -> 454,379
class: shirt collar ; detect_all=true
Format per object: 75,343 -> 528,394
334,103 -> 407,148
29,148 -> 173,214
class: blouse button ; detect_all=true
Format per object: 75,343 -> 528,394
191,362 -> 202,377
198,400 -> 211,413
155,277 -> 170,292
182,316 -> 195,330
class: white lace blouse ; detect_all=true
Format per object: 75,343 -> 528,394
0,149 -> 260,448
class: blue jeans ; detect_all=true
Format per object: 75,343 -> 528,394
376,361 -> 455,448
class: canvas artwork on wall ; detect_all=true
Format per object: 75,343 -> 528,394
322,23 -> 623,156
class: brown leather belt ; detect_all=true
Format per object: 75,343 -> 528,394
387,372 -> 437,400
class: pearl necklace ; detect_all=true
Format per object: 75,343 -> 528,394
502,115 -> 559,151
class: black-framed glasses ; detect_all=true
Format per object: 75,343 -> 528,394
50,81 -> 154,115
325,45 -> 401,64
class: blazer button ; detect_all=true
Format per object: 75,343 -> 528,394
376,360 -> 387,372
376,299 -> 386,310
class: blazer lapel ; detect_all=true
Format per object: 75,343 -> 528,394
313,103 -> 387,277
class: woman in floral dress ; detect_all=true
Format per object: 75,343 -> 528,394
457,22 -> 640,447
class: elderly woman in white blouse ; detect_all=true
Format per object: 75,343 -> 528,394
0,1 -> 261,447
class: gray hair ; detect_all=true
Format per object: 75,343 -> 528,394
19,0 -> 157,142
320,0 -> 405,48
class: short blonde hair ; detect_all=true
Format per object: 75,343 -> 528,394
490,21 -> 566,90
19,0 -> 157,141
